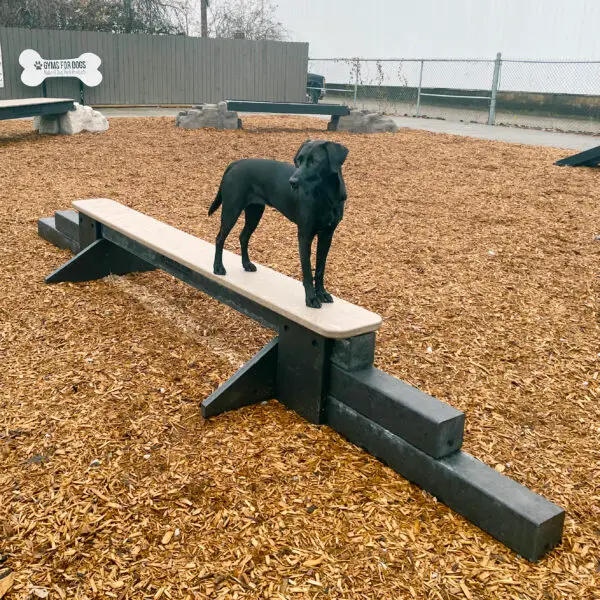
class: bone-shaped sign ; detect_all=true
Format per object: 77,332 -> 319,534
19,49 -> 102,87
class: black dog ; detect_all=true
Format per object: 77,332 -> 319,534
208,139 -> 349,308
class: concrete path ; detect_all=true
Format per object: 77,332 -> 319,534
389,115 -> 599,151
99,106 -> 598,151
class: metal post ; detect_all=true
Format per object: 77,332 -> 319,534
353,58 -> 359,107
415,60 -> 424,117
79,80 -> 85,105
488,52 -> 502,126
201,0 -> 209,37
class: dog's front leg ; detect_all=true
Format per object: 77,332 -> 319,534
315,231 -> 334,303
298,233 -> 320,308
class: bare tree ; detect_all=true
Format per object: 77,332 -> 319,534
208,0 -> 287,41
0,0 -> 192,34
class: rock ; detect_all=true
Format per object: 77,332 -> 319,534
332,109 -> 398,134
176,102 -> 241,130
59,103 -> 109,135
34,103 -> 109,135
37,115 -> 61,135
89,459 -> 101,467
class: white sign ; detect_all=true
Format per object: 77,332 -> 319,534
0,44 -> 4,88
19,49 -> 102,87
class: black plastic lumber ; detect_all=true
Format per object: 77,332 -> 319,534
38,217 -> 80,254
54,210 -> 80,241
226,100 -> 350,116
202,338 -> 278,418
325,397 -> 564,562
0,99 -> 75,121
554,144 -> 600,167
330,365 -> 465,458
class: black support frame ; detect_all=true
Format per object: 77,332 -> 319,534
41,210 -> 565,562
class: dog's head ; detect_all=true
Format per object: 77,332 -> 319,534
289,139 -> 349,198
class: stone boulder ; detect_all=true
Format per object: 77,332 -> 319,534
331,109 -> 398,134
34,103 -> 109,135
176,102 -> 241,130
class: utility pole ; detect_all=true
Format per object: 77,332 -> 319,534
201,0 -> 209,37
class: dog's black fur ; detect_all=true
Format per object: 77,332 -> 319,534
208,139 -> 349,308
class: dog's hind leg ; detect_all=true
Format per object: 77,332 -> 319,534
239,203 -> 265,272
213,205 -> 243,276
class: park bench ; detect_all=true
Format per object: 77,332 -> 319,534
225,100 -> 351,131
39,198 -> 564,561
0,97 -> 75,121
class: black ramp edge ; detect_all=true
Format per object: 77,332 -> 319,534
330,365 -> 464,458
325,397 -> 564,562
55,210 -> 80,241
38,217 -> 80,254
554,144 -> 600,167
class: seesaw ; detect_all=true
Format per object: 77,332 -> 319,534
38,199 -> 564,561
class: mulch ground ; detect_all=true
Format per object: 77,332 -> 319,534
0,115 -> 598,600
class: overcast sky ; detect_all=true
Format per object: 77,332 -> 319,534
274,0 -> 600,60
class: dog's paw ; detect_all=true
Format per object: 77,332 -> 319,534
305,295 -> 322,309
316,289 -> 333,303
213,264 -> 227,276
243,262 -> 257,272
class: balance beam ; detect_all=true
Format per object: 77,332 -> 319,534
40,198 -> 564,561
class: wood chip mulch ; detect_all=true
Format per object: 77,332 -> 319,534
0,115 -> 599,599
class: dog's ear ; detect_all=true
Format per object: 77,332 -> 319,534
294,139 -> 313,167
325,142 -> 349,173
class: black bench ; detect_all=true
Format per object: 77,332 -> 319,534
226,100 -> 351,131
0,98 -> 75,121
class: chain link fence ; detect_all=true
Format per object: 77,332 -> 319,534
308,56 -> 600,135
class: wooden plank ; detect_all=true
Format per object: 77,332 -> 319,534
72,198 -> 382,339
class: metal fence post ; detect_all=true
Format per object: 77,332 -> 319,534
353,58 -> 360,107
488,52 -> 502,125
415,60 -> 424,117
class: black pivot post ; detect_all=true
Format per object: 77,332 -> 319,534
276,321 -> 331,424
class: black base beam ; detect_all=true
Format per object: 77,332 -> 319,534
38,217 -> 80,254
330,365 -> 464,458
201,338 -> 278,418
325,397 -> 564,562
55,210 -> 80,241
45,238 -> 155,283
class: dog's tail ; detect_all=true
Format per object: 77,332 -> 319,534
208,188 -> 222,216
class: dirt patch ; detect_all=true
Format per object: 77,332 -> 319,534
0,115 -> 598,599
